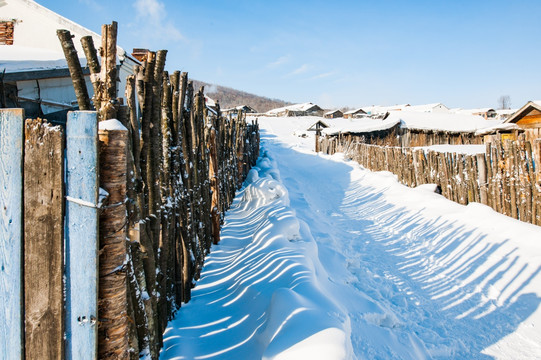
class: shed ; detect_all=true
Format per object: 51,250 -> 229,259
222,105 -> 258,116
457,108 -> 497,120
266,102 -> 323,117
504,100 -> 541,145
343,108 -> 366,119
324,109 -> 343,119
407,103 -> 449,113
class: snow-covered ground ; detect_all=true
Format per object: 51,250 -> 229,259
161,116 -> 541,359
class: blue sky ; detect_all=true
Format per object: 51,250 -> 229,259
41,0 -> 541,109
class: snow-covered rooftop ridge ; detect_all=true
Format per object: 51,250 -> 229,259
343,108 -> 365,115
322,117 -> 401,136
406,103 -> 448,112
322,111 -> 511,135
453,108 -> 495,114
266,102 -> 319,114
361,104 -> 410,114
495,109 -> 517,114
324,109 -> 342,115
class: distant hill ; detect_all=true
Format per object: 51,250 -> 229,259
192,80 -> 291,113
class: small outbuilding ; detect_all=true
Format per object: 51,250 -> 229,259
343,108 -> 366,119
222,105 -> 258,116
504,100 -> 541,144
324,109 -> 343,119
266,102 -> 323,117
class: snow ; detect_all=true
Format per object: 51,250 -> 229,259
0,45 -> 90,73
266,102 -> 319,115
322,111 -> 515,135
161,115 -> 541,359
98,119 -> 128,132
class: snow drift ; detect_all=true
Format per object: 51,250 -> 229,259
160,148 -> 353,359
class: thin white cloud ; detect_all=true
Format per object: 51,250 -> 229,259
133,0 -> 185,43
134,0 -> 164,22
267,55 -> 290,68
311,71 -> 335,80
288,64 -> 311,76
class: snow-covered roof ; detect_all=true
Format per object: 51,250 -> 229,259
455,108 -> 495,115
406,103 -> 448,112
0,0 -> 127,73
266,102 -> 321,115
323,111 -> 510,136
361,104 -> 410,114
343,108 -> 365,115
495,109 -> 517,115
0,45 -> 89,73
324,109 -> 343,116
204,95 -> 216,108
322,117 -> 401,135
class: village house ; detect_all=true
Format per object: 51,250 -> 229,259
406,103 -> 449,113
266,102 -> 323,117
504,100 -> 541,145
324,109 -> 343,119
494,108 -> 516,121
0,0 -> 139,121
453,108 -> 496,119
361,104 -> 410,117
222,105 -> 258,116
343,108 -> 366,119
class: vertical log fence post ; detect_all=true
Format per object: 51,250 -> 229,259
0,108 -> 24,359
98,119 -> 129,360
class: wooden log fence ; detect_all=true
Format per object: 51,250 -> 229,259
0,23 -> 260,360
319,135 -> 541,226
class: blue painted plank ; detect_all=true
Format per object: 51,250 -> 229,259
0,108 -> 24,360
65,111 -> 99,360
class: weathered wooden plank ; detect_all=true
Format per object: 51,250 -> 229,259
0,108 -> 24,360
24,119 -> 64,360
65,111 -> 99,360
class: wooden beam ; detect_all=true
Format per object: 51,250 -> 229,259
65,111 -> 99,360
24,118 -> 65,360
0,108 -> 24,360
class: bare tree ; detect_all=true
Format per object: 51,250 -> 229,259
497,95 -> 511,109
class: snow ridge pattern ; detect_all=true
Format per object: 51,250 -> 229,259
160,148 -> 353,359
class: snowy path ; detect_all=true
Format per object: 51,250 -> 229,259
161,117 -> 541,359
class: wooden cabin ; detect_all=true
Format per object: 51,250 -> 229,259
222,105 -> 258,116
504,101 -> 541,144
266,102 -> 323,117
324,109 -> 343,119
343,108 -> 366,119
